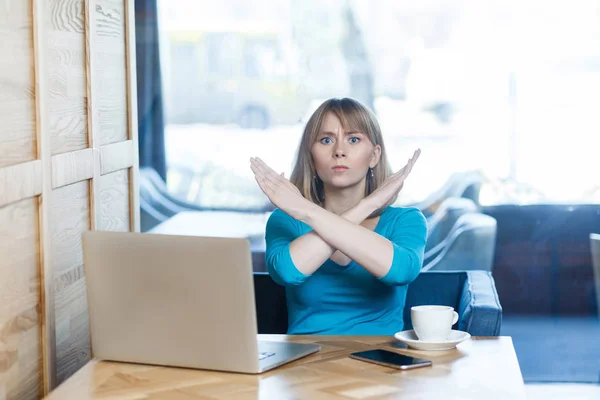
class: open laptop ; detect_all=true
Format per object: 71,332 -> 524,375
82,230 -> 320,374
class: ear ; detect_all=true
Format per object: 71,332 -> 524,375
369,144 -> 381,169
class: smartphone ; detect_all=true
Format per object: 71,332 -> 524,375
349,349 -> 432,370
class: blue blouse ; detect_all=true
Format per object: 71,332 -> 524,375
265,206 -> 427,335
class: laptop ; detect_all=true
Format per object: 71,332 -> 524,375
82,230 -> 320,374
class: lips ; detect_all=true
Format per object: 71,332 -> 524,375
332,166 -> 349,171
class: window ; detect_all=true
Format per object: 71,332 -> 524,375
158,0 -> 600,211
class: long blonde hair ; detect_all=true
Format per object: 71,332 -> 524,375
289,98 -> 394,217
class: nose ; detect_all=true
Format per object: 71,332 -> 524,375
333,143 -> 346,158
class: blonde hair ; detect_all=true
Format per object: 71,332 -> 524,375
289,98 -> 394,217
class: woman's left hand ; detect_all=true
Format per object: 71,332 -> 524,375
250,157 -> 312,221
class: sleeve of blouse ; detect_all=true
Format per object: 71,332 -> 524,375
378,208 -> 428,286
265,209 -> 311,286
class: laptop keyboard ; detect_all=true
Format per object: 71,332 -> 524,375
258,351 -> 276,361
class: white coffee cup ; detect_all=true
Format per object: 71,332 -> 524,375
411,305 -> 459,342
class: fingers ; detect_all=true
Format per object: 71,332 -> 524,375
254,171 -> 278,201
407,148 -> 421,173
393,165 -> 407,178
251,158 -> 297,194
403,149 -> 420,171
253,169 -> 270,190
394,148 -> 421,178
251,158 -> 295,202
408,148 -> 421,171
412,148 -> 421,163
250,157 -> 282,187
251,157 -> 283,181
379,148 -> 421,191
250,157 -> 275,176
251,158 -> 275,192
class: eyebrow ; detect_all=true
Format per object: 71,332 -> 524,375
319,130 -> 364,136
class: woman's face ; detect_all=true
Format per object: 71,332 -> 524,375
310,112 -> 380,190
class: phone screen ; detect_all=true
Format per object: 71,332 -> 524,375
349,349 -> 432,369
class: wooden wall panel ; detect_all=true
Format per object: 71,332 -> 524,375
93,0 -> 128,146
51,148 -> 94,188
48,0 -> 88,156
0,0 -> 37,168
0,198 -> 42,400
50,181 -> 91,385
124,0 -> 140,233
0,160 -> 43,209
53,273 -> 88,386
34,0 -> 59,393
99,140 -> 133,175
97,169 -> 130,232
0,0 -> 139,396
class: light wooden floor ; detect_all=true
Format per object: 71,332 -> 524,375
526,384 -> 600,399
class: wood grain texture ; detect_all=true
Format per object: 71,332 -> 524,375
0,199 -> 42,400
0,160 -> 43,208
50,181 -> 90,279
93,0 -> 127,146
33,0 -> 59,394
43,336 -> 526,400
99,140 -> 133,175
124,0 -> 139,232
51,181 -> 91,386
97,169 -> 129,231
84,0 -> 101,232
1,0 -> 138,396
48,0 -> 88,156
51,148 -> 94,188
0,0 -> 37,168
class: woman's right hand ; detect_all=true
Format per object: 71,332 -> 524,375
364,148 -> 421,210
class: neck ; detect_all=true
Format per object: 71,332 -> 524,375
323,178 -> 367,216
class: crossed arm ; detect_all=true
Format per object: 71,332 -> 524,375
265,204 -> 427,287
251,151 -> 424,285
288,199 -> 393,277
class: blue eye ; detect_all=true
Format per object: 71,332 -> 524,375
349,137 -> 360,144
320,137 -> 333,144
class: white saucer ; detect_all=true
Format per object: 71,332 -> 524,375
394,329 -> 471,351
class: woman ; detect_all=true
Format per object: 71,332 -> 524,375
250,97 -> 426,335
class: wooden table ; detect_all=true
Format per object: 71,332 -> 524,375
45,335 -> 525,399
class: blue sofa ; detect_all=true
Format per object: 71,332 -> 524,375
253,270 -> 502,336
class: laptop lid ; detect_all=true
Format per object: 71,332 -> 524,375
82,230 -> 260,373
